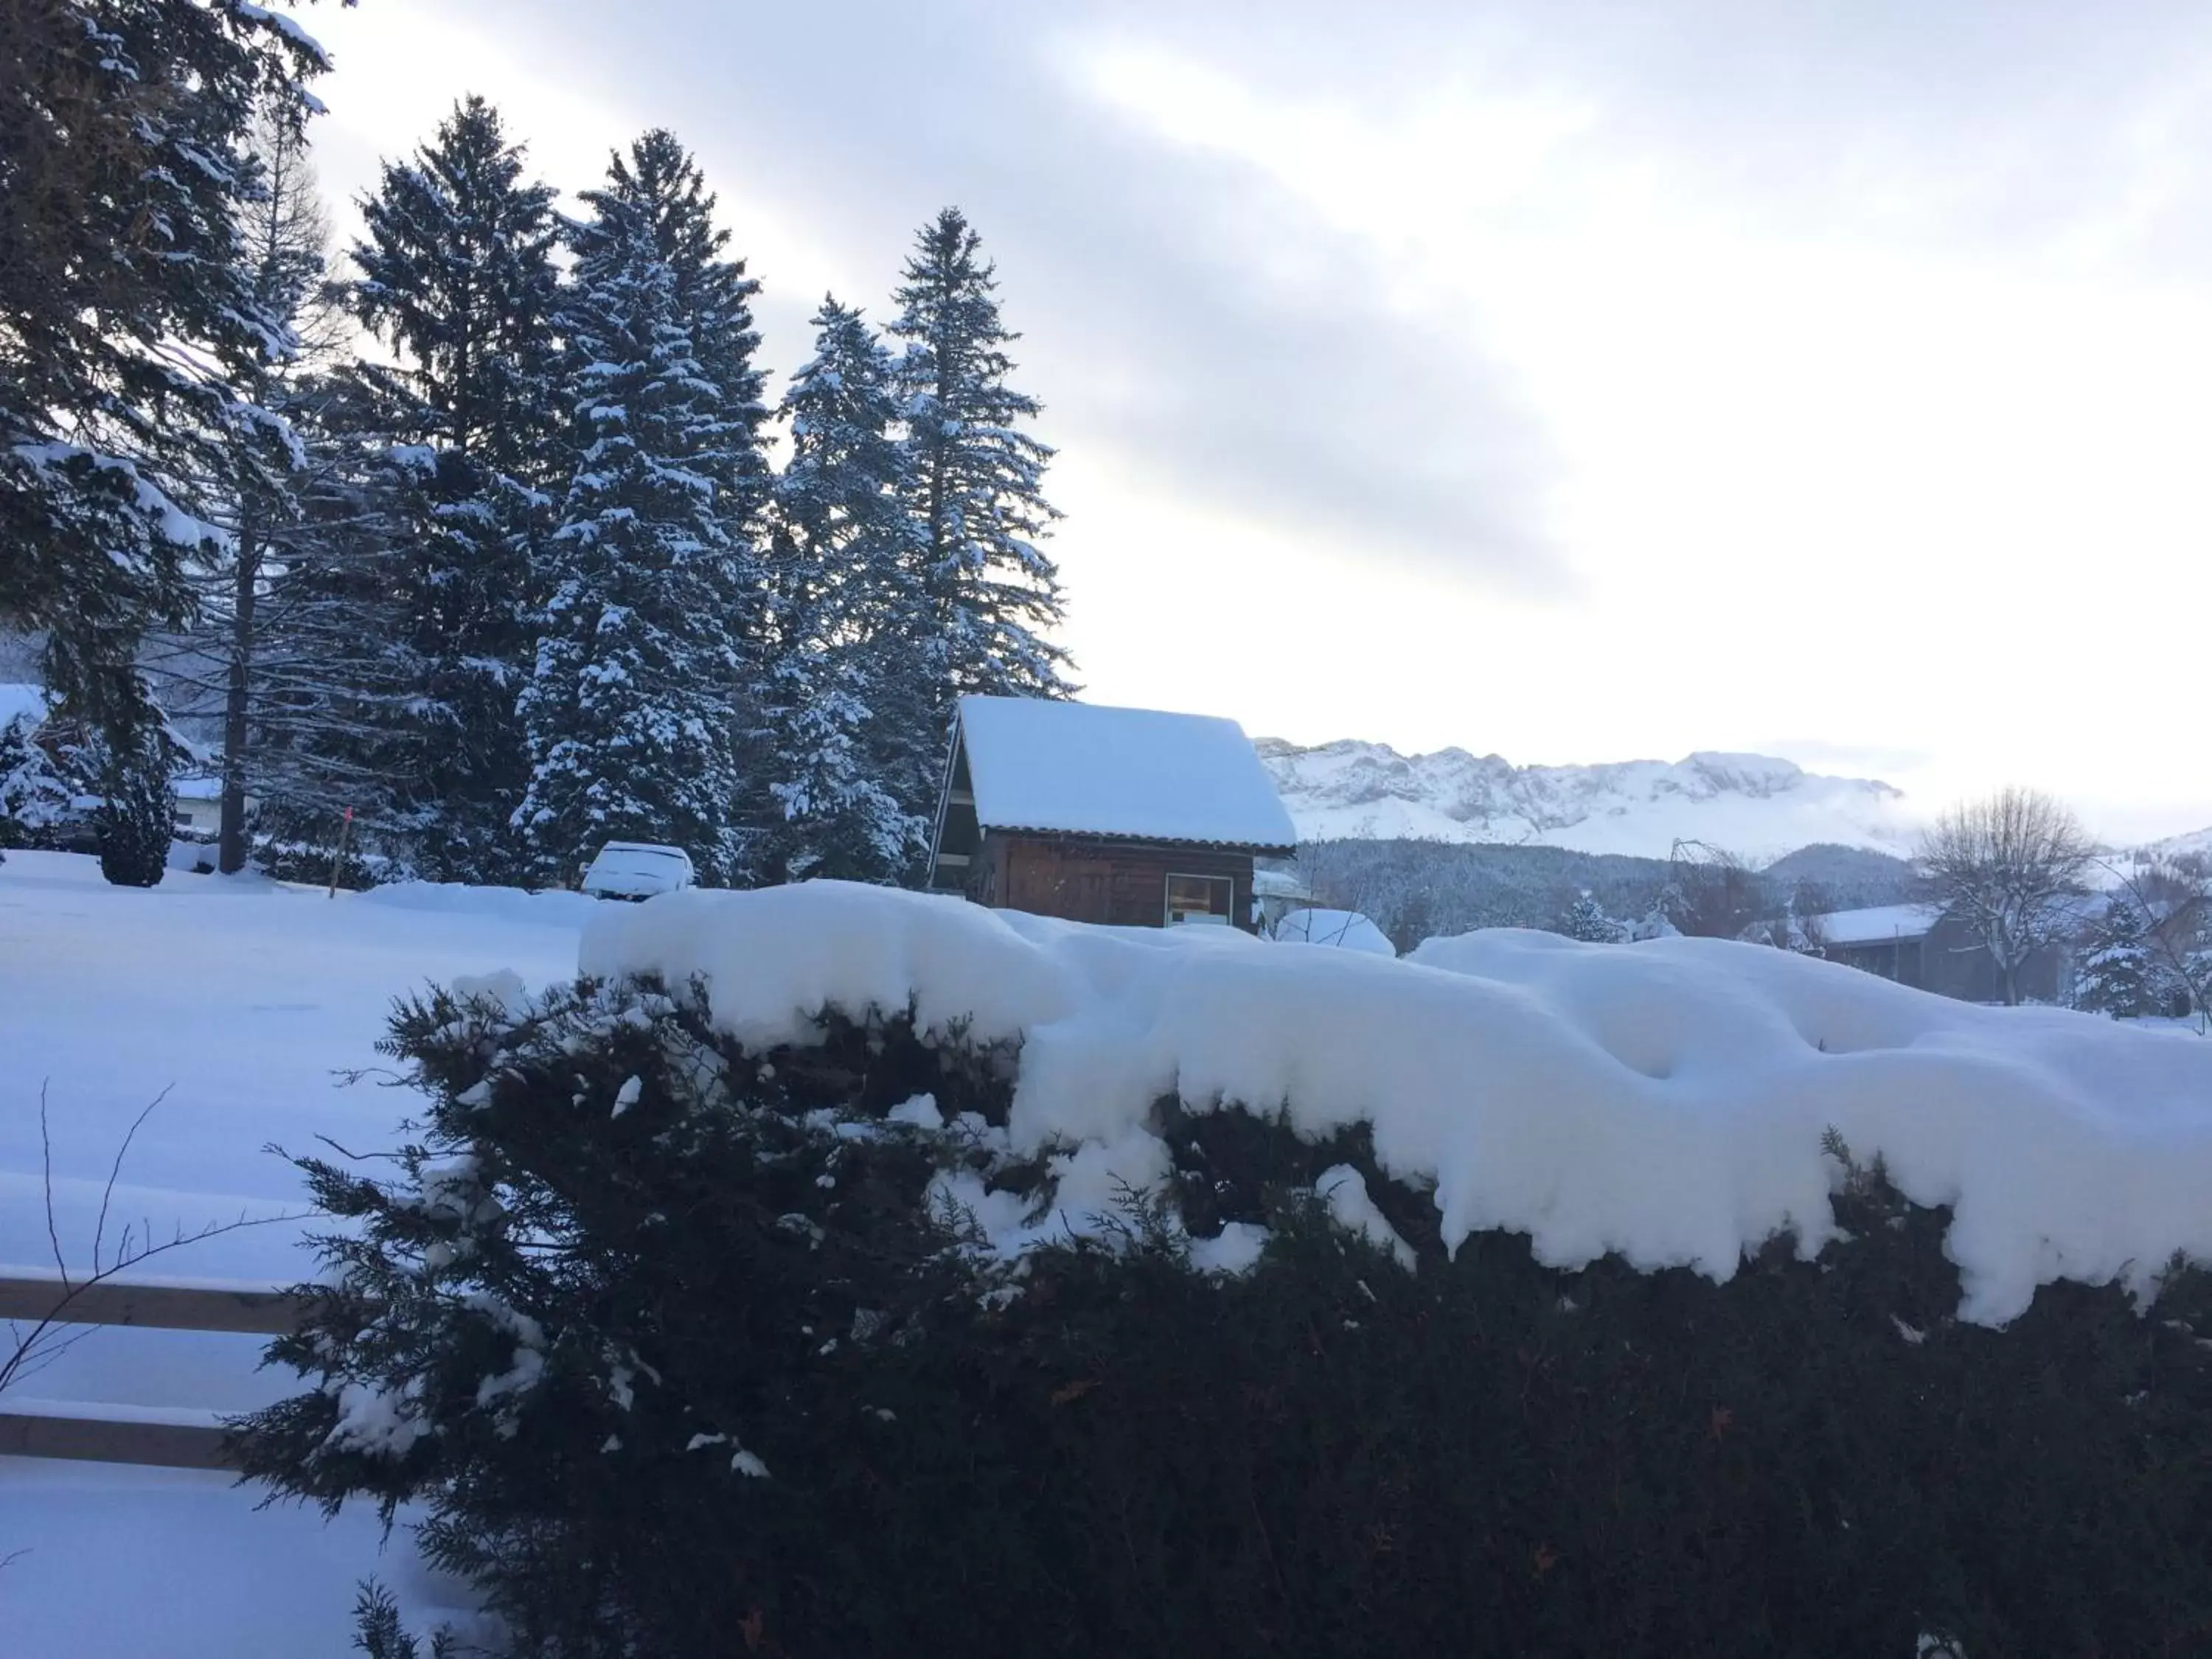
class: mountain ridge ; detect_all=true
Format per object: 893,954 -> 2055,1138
1255,736 -> 1918,860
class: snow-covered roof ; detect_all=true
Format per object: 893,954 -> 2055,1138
173,776 -> 224,801
1816,902 -> 1944,945
956,696 -> 1298,852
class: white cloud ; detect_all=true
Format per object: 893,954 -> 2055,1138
293,1 -> 2212,842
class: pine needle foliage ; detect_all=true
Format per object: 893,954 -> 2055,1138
245,995 -> 2212,1652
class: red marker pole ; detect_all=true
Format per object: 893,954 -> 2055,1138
328,806 -> 353,899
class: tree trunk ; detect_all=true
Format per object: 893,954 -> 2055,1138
218,529 -> 259,874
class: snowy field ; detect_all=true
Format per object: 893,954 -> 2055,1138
1,851 -> 588,1656
7,851 -> 2212,1655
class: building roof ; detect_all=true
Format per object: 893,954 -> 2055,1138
956,695 -> 1298,852
1817,902 -> 1944,946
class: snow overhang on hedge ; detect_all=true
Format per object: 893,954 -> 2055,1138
580,882 -> 2212,1325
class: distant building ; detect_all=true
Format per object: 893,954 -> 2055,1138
172,776 -> 228,836
1815,899 -> 2091,1004
1251,863 -> 1315,931
928,696 -> 1298,932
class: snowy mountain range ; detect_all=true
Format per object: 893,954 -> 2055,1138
1255,738 -> 1922,860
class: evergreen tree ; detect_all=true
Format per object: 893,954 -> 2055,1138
342,97 -> 563,881
0,0 -> 328,883
889,209 -> 1073,714
762,299 -> 934,883
513,136 -> 764,887
1559,894 -> 1624,943
588,130 -> 773,542
2073,898 -> 2157,1018
0,706 -> 70,849
95,726 -> 175,888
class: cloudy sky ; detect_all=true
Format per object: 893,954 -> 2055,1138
299,0 -> 2212,841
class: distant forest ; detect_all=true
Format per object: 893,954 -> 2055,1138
1299,838 -> 1922,953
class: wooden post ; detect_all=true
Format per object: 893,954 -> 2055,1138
327,804 -> 352,897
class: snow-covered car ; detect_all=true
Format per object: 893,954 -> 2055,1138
580,841 -> 697,901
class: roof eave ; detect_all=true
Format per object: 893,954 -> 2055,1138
980,821 -> 1295,856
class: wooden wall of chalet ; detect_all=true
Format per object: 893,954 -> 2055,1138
969,833 -> 1257,932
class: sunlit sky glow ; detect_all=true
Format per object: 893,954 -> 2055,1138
299,0 -> 2212,841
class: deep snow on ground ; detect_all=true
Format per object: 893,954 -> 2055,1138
0,1459 -> 487,1657
7,851 -> 2211,1655
0,851 -> 586,1657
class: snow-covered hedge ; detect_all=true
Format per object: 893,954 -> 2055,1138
583,883 -> 2212,1324
239,884 -> 2212,1655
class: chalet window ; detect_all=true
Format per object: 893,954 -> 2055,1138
1165,872 -> 1234,927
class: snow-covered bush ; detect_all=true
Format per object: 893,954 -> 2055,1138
240,947 -> 2212,1658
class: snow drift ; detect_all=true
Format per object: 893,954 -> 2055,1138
582,883 -> 2212,1324
357,880 -> 602,927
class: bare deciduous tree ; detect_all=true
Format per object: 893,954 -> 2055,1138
1919,787 -> 2094,1006
1659,839 -> 1764,940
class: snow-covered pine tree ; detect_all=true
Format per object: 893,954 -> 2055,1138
761,299 -> 935,883
591,130 -> 773,544
1559,894 -> 1624,943
2072,897 -> 2157,1018
342,97 -> 564,882
512,136 -> 764,888
889,209 -> 1073,716
0,706 -> 70,850
761,672 -> 925,884
0,0 -> 328,883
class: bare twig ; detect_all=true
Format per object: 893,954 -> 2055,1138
3,1086 -> 305,1402
93,1082 -> 174,1272
40,1083 -> 67,1287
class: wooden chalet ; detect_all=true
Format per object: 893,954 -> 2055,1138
928,696 -> 1298,932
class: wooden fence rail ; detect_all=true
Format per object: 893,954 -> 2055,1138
0,1274 -> 312,1336
1,1273 -> 322,1470
0,1407 -> 232,1470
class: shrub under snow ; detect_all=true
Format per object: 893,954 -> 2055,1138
239,883 -> 2212,1657
583,883 -> 2212,1324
